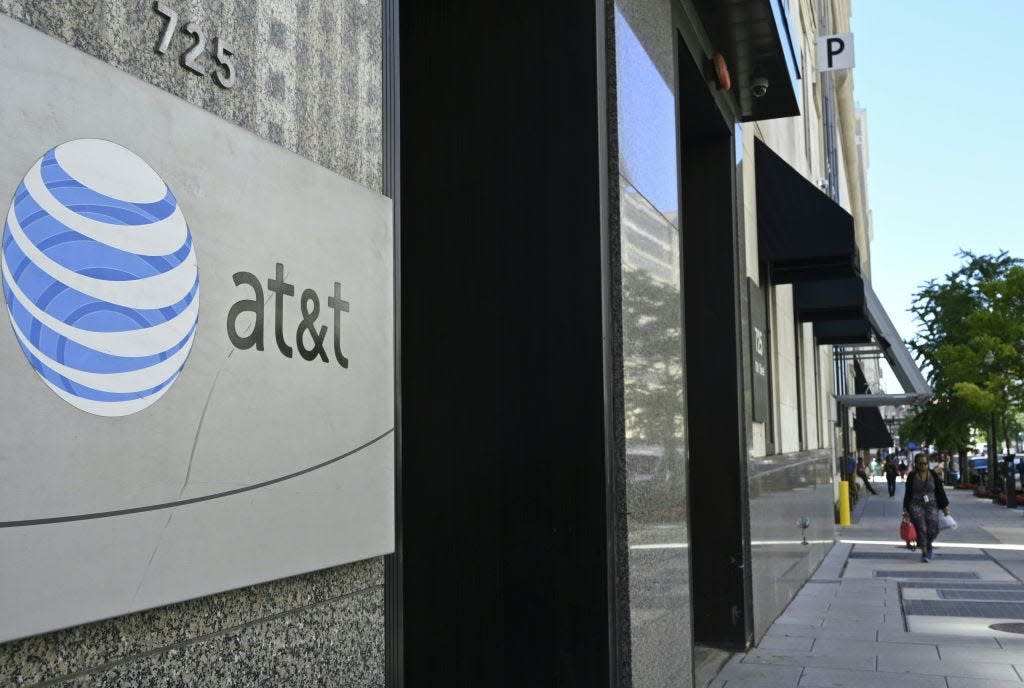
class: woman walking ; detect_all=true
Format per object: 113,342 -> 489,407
902,452 -> 951,562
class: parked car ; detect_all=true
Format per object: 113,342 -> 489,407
969,456 -> 990,481
966,455 -> 1024,491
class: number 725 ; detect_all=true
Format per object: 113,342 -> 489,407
154,1 -> 236,89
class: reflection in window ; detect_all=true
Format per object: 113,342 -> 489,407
615,7 -> 679,221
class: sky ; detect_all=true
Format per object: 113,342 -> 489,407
851,1 -> 1024,386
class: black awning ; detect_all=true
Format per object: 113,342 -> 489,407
853,362 -> 894,448
853,359 -> 871,394
794,277 -> 866,322
855,406 -> 893,449
756,139 -> 860,284
813,319 -> 871,344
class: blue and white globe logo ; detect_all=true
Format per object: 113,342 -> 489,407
1,139 -> 199,417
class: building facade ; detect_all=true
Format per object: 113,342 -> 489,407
0,1 -> 927,686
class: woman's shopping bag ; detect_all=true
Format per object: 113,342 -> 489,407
900,517 -> 917,549
938,513 -> 958,530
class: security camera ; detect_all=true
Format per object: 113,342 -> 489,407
751,76 -> 769,98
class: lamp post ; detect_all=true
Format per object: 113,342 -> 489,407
1006,453 -> 1017,510
984,351 -> 999,502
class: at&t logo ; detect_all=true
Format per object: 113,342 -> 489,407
1,139 -> 199,417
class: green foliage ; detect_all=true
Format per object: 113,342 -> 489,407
952,382 -> 996,412
904,251 -> 1024,453
898,395 -> 973,453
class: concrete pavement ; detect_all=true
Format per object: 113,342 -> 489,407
710,478 -> 1024,687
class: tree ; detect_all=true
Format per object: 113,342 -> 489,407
898,396 -> 973,456
906,252 -> 1024,486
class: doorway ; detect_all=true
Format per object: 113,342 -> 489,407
677,29 -> 753,651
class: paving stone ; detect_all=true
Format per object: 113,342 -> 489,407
946,678 -> 1024,688
799,667 -> 947,687
819,617 -> 888,632
742,649 -> 874,670
822,609 -> 886,624
715,661 -> 804,684
719,678 -> 802,688
775,614 -> 827,626
835,589 -> 899,596
758,635 -> 815,652
877,630 -> 1001,647
876,655 -> 1020,680
938,645 -> 1024,663
767,624 -> 878,641
809,637 -> 938,662
765,623 -> 828,637
787,602 -> 834,614
828,598 -> 888,609
838,581 -> 891,589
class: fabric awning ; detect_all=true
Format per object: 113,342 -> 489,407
813,319 -> 872,344
755,139 -> 860,283
852,361 -> 894,448
794,277 -> 865,322
856,405 -> 888,448
855,406 -> 893,449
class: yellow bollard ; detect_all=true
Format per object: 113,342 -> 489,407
838,480 -> 851,526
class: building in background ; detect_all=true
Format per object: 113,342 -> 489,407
0,1 -> 929,686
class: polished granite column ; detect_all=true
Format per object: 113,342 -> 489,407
613,0 -> 693,684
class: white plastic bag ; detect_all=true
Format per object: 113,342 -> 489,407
938,513 -> 958,530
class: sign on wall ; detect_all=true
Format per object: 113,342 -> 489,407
0,16 -> 394,642
817,32 -> 855,72
749,278 -> 770,423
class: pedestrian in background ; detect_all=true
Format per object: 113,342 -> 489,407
883,457 -> 898,497
903,452 -> 950,562
856,456 -> 878,495
898,458 -> 908,480
931,453 -> 946,484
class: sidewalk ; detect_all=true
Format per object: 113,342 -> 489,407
710,480 -> 1024,687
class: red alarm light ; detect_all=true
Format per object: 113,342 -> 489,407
713,53 -> 731,91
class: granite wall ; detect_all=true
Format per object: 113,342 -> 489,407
0,1 -> 386,685
0,0 -> 382,190
747,449 -> 835,641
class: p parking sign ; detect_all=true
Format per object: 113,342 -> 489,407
817,32 -> 854,72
